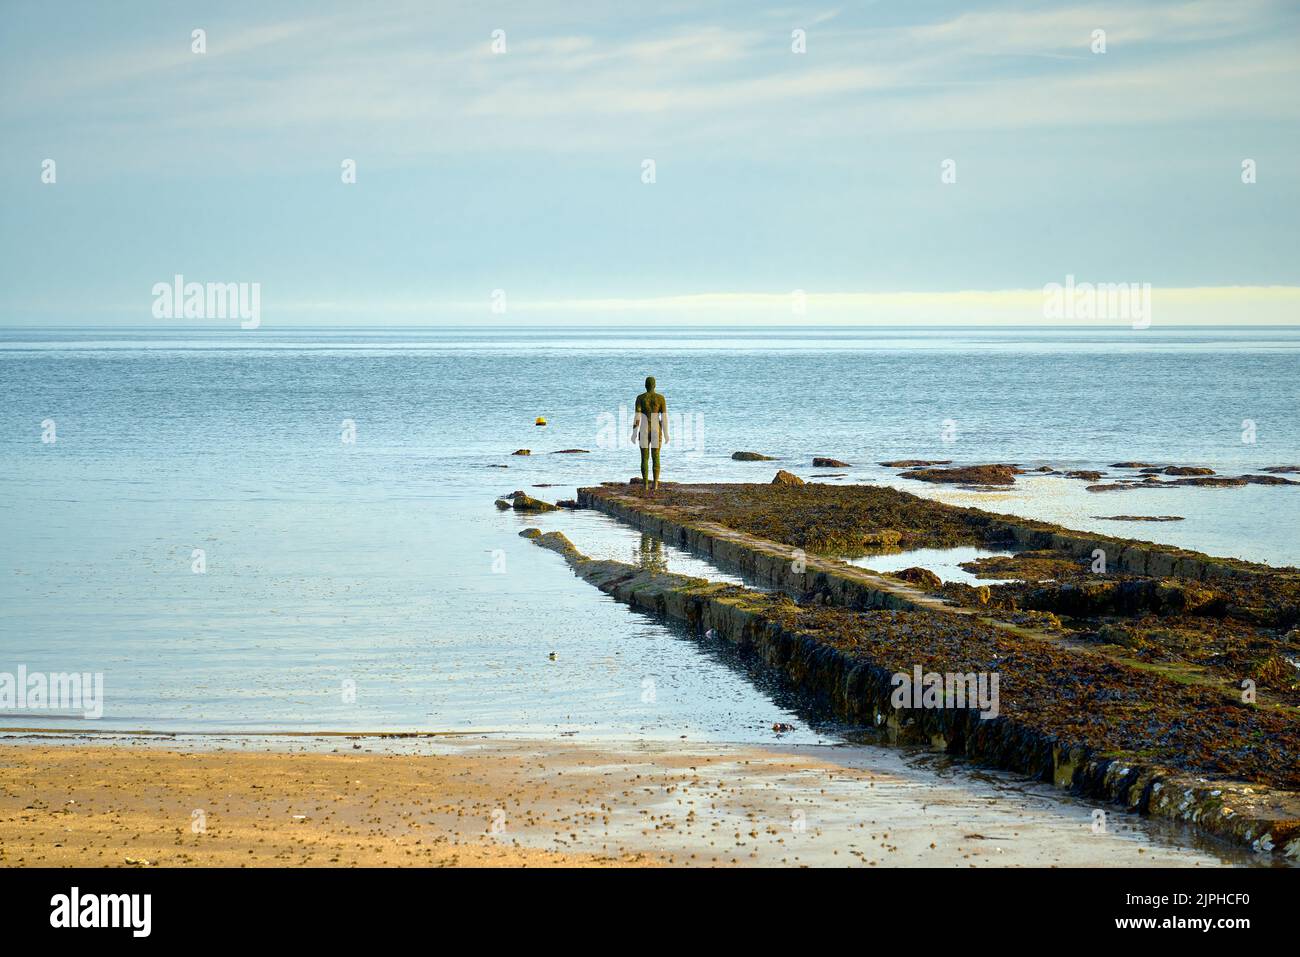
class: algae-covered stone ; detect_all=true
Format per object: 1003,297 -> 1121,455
511,449 -> 531,456
1168,476 -> 1247,488
1092,515 -> 1185,522
511,493 -> 558,512
895,566 -> 942,590
494,499 -> 512,510
813,457 -> 851,468
518,527 -> 542,539
772,470 -> 805,486
1242,474 -> 1299,486
733,451 -> 777,461
903,464 -> 1018,486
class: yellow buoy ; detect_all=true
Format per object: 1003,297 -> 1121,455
535,416 -> 547,426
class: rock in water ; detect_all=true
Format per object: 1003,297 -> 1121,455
1092,514 -> 1185,522
772,470 -> 805,486
902,464 -> 1018,485
511,449 -> 531,456
1167,476 -> 1247,488
733,451 -> 776,461
813,457 -> 851,468
510,493 -> 558,512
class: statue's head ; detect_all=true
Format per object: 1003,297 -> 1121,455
645,376 -> 656,391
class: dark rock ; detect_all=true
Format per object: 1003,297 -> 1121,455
510,493 -> 558,512
1092,515 -> 1185,522
1110,462 -> 1161,468
1065,470 -> 1103,481
902,464 -> 1017,486
511,449 -> 531,456
1242,474 -> 1299,486
1167,476 -> 1247,488
733,451 -> 777,461
895,566 -> 942,590
552,449 -> 590,454
880,459 -> 952,468
772,469 -> 805,486
1163,466 -> 1215,476
813,457 -> 851,468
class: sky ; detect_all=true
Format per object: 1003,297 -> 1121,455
1,0 -> 1298,325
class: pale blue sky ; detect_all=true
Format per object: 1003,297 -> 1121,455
2,0 -> 1298,325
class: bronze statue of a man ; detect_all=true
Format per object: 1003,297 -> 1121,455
631,376 -> 669,490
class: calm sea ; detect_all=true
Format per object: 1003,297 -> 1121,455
2,325 -> 1297,734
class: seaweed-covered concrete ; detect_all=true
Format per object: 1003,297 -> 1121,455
524,527 -> 1300,857
556,481 -> 1300,857
579,482 -> 1300,708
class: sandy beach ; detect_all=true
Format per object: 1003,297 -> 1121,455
0,735 -> 1262,868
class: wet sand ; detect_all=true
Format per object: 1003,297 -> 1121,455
0,737 -> 1260,867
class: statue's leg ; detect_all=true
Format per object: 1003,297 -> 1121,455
651,447 -> 661,489
640,446 -> 650,488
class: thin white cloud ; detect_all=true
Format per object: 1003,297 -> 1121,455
4,0 -> 1295,160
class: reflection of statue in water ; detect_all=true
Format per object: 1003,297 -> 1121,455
631,376 -> 669,491
634,532 -> 668,574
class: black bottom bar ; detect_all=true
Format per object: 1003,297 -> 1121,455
0,866 -> 1283,943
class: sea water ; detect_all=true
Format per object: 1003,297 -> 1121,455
1,324 -> 1297,734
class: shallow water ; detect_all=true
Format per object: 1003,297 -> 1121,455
1,324 -> 1297,736
847,545 -> 1020,586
